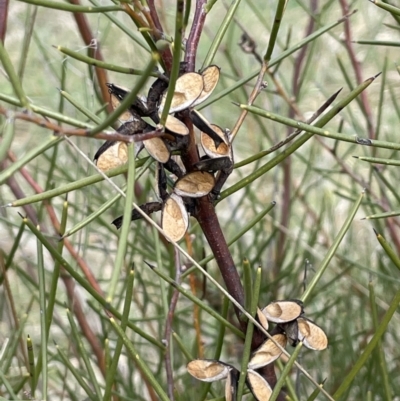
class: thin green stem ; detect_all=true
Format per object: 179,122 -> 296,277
18,0 -> 123,12
36,239 -> 48,400
56,46 -> 160,76
368,281 -> 392,401
159,0 -> 183,126
237,267 -> 261,400
103,268 -> 135,401
238,104 -> 400,151
269,343 -> 303,401
0,41 -> 30,109
301,190 -> 364,303
374,229 -> 400,271
109,317 -> 171,401
332,286 -> 400,399
23,218 -> 165,350
219,75 -> 377,201
202,0 -> 243,68
107,144 -> 135,302
264,0 -> 286,62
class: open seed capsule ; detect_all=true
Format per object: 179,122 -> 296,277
192,65 -> 220,107
262,300 -> 303,323
94,141 -> 128,172
110,93 -> 134,123
246,370 -> 272,401
162,193 -> 188,242
187,359 -> 232,382
248,333 -> 287,369
159,72 -> 204,113
143,137 -> 170,163
200,124 -> 230,158
174,171 -> 215,198
297,317 -> 328,351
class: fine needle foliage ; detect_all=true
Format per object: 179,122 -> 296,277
2,0 -> 400,400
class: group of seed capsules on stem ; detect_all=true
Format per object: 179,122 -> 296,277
187,299 -> 328,400
94,63 -> 232,241
95,65 -> 328,400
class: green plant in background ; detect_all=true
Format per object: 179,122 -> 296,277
2,0 -> 400,400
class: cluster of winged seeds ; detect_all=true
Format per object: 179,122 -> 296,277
93,65 -> 233,241
187,300 -> 327,400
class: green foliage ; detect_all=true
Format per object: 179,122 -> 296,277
1,0 -> 400,400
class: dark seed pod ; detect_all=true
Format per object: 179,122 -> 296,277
246,370 -> 272,401
161,193 -> 188,242
280,319 -> 299,346
187,359 -> 232,382
225,367 -> 239,401
194,157 -> 232,173
174,171 -> 215,198
262,300 -> 303,323
111,202 -> 163,228
190,110 -> 224,148
248,333 -> 287,369
106,83 -> 148,116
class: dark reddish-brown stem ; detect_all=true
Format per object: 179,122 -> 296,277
184,0 -> 207,71
339,0 -> 374,140
0,0 -> 8,43
147,0 -> 173,73
68,0 -> 111,112
180,116 -> 246,324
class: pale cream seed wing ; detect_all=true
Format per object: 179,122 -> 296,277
200,124 -> 230,158
262,301 -> 303,323
95,142 -> 128,172
174,171 -> 215,198
192,65 -> 220,106
161,194 -> 188,242
248,334 -> 287,369
187,359 -> 230,382
257,307 -> 269,331
297,317 -> 328,351
159,73 -> 204,113
246,370 -> 272,401
165,115 -> 189,136
143,137 -> 170,163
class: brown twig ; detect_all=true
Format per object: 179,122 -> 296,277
0,0 -> 8,43
185,0 -> 207,72
68,0 -> 111,112
146,0 -> 173,72
0,105 -> 172,143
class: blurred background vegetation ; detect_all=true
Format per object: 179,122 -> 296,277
1,0 -> 400,400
